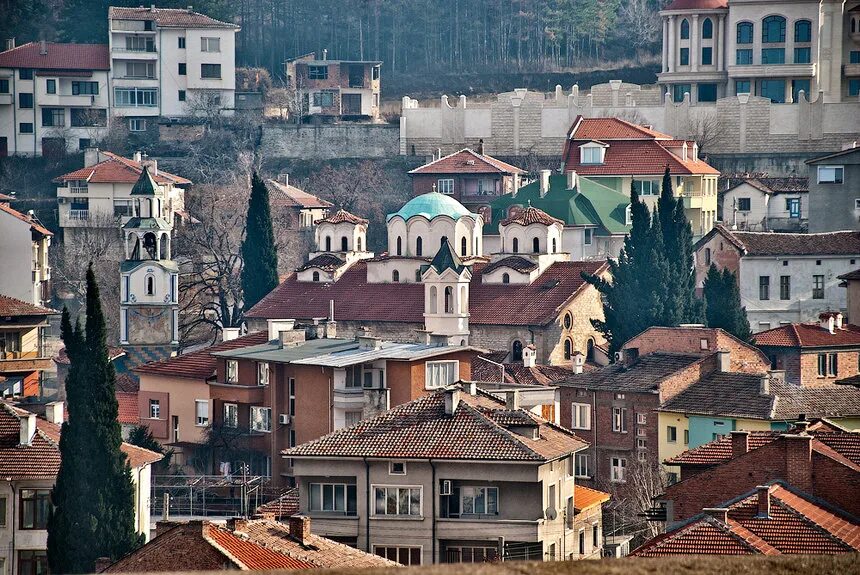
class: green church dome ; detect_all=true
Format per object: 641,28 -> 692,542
387,192 -> 477,222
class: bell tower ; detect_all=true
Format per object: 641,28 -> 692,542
119,166 -> 179,348
422,240 -> 471,345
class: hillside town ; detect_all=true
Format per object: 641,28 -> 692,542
1,1 -> 860,574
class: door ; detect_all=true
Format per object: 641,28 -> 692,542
172,415 -> 180,443
342,93 -> 362,115
0,137 -> 7,157
787,198 -> 800,218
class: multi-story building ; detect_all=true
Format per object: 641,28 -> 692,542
285,52 -> 381,121
284,384 -> 608,565
0,401 -> 162,575
807,145 -> 860,232
53,149 -> 190,245
0,295 -> 56,398
658,0 -> 860,103
107,6 -> 240,131
0,194 -> 52,307
694,224 -> 860,331
721,177 -> 808,232
0,41 -> 110,156
562,116 -> 719,240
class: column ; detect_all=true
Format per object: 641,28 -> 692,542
662,17 -> 669,72
668,16 -> 676,73
691,14 -> 700,72
717,15 -> 725,71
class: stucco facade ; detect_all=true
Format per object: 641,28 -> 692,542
807,146 -> 860,232
0,202 -> 51,307
722,181 -> 807,232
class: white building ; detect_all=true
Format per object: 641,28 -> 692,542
0,41 -> 111,156
658,0 -> 860,103
0,194 -> 52,307
721,177 -> 809,232
107,5 -> 240,133
53,148 -> 190,245
695,224 -> 860,331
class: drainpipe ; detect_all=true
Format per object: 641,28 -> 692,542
364,457 -> 371,552
10,481 -> 17,575
430,459 -> 437,563
592,391 -> 598,480
11,73 -> 17,154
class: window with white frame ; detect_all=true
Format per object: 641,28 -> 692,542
128,118 -> 147,132
460,486 -> 498,515
224,403 -> 238,428
149,399 -> 160,419
817,166 -> 844,184
571,403 -> 591,430
195,399 -> 209,426
637,413 -> 647,425
289,378 -> 296,416
437,178 -> 454,194
257,362 -> 269,386
250,406 -> 271,432
0,495 -> 6,527
637,438 -> 647,449
633,179 -> 660,195
344,410 -> 362,428
115,87 -> 157,107
309,483 -> 357,514
612,407 -> 627,433
425,360 -> 459,389
374,486 -> 422,516
580,144 -> 605,164
575,453 -> 590,477
610,457 -> 627,482
636,427 -> 647,437
201,37 -> 221,52
389,461 -> 406,475
226,360 -> 238,383
373,546 -> 421,566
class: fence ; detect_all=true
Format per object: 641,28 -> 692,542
150,473 -> 288,519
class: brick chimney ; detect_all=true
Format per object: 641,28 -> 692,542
288,515 -> 312,545
755,485 -> 771,519
730,430 -> 749,458
226,517 -> 248,533
702,507 -> 729,523
783,434 -> 813,492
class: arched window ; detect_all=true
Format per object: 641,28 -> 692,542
392,270 -> 400,282
312,271 -> 320,282
552,238 -> 557,254
145,274 -> 155,296
532,237 -> 540,254
586,338 -> 595,362
762,15 -> 785,43
512,340 -> 523,362
502,273 -> 510,284
357,237 -> 363,252
396,236 -> 402,256
702,17 -> 713,39
564,339 -> 572,361
680,19 -> 690,39
341,236 -> 348,251
512,238 -> 519,253
737,21 -> 753,44
416,236 -> 423,257
459,285 -> 467,313
461,236 -> 467,256
429,286 -> 437,312
563,312 -> 572,330
794,19 -> 811,42
444,286 -> 453,314
325,236 -> 332,251
142,232 -> 157,259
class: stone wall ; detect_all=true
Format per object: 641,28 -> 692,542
259,123 -> 400,159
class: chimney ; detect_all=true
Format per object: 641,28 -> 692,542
6,38 -> 15,51
571,351 -> 584,374
716,349 -> 730,372
429,333 -> 448,347
836,312 -> 844,330
436,148 -> 442,162
702,507 -> 729,524
539,169 -> 551,198
522,344 -> 536,368
755,485 -> 771,519
133,151 -> 142,162
322,48 -> 328,61
759,374 -> 770,395
477,139 -> 484,155
324,320 -> 337,339
222,327 -> 240,341
278,173 -> 289,186
819,312 -> 837,334
142,159 -> 158,176
278,330 -> 293,347
358,334 -> 382,350
19,412 -> 37,446
566,170 -> 577,190
512,174 -> 519,198
444,388 -> 461,415
45,401 -> 64,425
730,430 -> 749,458
268,319 -> 296,341
84,147 -> 100,167
794,415 -> 810,434
94,557 -> 113,573
783,434 -> 813,491
226,517 -> 249,533
288,516 -> 312,545
505,390 -> 520,411
187,5 -> 194,12
39,40 -> 47,55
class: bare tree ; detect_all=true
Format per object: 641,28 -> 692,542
685,112 -> 726,155
602,457 -> 667,545
186,89 -> 227,123
618,0 -> 662,58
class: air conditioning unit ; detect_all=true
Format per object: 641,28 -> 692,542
278,414 -> 290,425
440,480 -> 452,495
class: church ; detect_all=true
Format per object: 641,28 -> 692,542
246,191 -> 609,366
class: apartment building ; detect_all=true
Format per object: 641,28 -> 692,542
721,177 -> 808,232
658,0 -> 860,103
108,6 -> 240,132
807,145 -> 860,232
0,194 -> 52,307
0,295 -> 56,398
0,41 -> 110,156
53,148 -> 190,244
284,385 -> 608,565
285,52 -> 381,120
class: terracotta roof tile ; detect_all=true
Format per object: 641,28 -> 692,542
0,294 -> 56,316
296,253 -> 344,272
203,524 -> 314,570
472,358 -> 574,386
55,151 -> 191,185
558,352 -> 704,392
0,202 -> 53,236
254,488 -> 299,518
574,485 -> 610,513
0,42 -> 110,70
108,6 -> 239,28
116,391 -> 139,425
754,323 -> 860,348
500,206 -> 564,227
569,116 -> 673,140
717,226 -> 860,257
663,0 -> 728,10
267,179 -> 332,209
135,332 -> 267,380
409,148 -> 525,175
723,177 -> 809,195
482,256 -> 539,275
314,209 -> 367,225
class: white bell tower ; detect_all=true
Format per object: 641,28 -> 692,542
422,240 -> 471,346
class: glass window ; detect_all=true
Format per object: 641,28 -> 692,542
818,352 -> 827,376
0,79 -> 8,93
563,338 -> 572,360
201,64 -> 222,79
226,359 -> 238,382
667,426 -> 677,442
633,179 -> 660,196
312,91 -> 334,107
195,399 -> 209,426
178,90 -> 186,101
178,62 -> 187,75
18,550 -> 48,575
308,65 -> 328,79
759,276 -> 770,300
736,49 -> 753,65
41,108 -> 64,127
761,48 -> 785,64
580,146 -> 603,164
702,17 -> 713,39
46,79 -> 56,94
701,47 -> 713,66
737,22 -> 753,44
149,399 -> 160,419
0,496 -> 6,527
461,487 -> 498,515
250,406 -> 272,432
612,407 -> 627,433
762,16 -> 786,43
610,457 -> 626,482
584,228 -> 593,246
828,353 -> 838,376
794,20 -> 811,42
851,51 -> 860,65
19,68 -> 34,80
673,84 -> 691,103
813,275 -> 825,299
437,178 -> 454,194
850,79 -> 860,97
760,79 -> 786,103
224,403 -> 238,427
571,403 -> 591,429
680,19 -> 689,39
780,276 -> 791,300
71,108 -> 107,127
309,483 -> 357,514
201,37 -> 220,52
792,79 -> 810,102
737,197 -> 751,211
374,486 -> 422,516
257,362 -> 269,386
113,200 -> 133,218
575,453 -> 589,477
129,118 -> 147,132
698,83 -> 717,102
794,47 -> 811,64
426,360 -> 459,389
72,81 -> 99,95
680,47 -> 690,66
374,546 -> 421,566
817,166 -> 844,184
289,378 -> 296,416
178,36 -> 186,49
20,490 -> 51,529
19,93 -> 33,108
115,87 -> 158,107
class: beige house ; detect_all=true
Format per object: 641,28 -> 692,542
0,295 -> 56,398
721,177 -> 809,232
0,195 -> 52,307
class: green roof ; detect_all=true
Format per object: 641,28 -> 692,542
427,241 -> 466,275
122,217 -> 172,230
388,192 -> 477,222
130,165 -> 159,196
485,175 -> 630,236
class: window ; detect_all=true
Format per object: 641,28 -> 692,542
637,413 -> 647,425
850,79 -> 860,97
308,65 -> 328,79
612,407 -> 627,433
195,400 -> 209,426
115,87 -> 158,107
437,178 -> 454,194
374,546 -> 421,566
532,237 -> 540,253
461,236 -> 467,256
563,338 -> 572,360
786,197 -> 800,218
736,49 -> 753,65
310,483 -> 357,514
852,51 -> 860,64
372,65 -> 380,80
794,47 -> 811,64
502,272 -> 510,284
46,78 -> 56,94
680,48 -> 690,66
0,79 -> 8,93
759,276 -> 770,300
201,64 -> 222,79
704,248 -> 712,265
113,199 -> 133,218
178,36 -> 186,49
389,461 -> 406,475
72,81 -> 99,95
667,426 -> 677,442
201,37 -> 221,52
416,236 -> 423,256
126,36 -> 155,52
702,17 -> 713,39
374,486 -> 421,516
178,90 -> 186,101
571,403 -> 591,430
19,68 -> 34,80
633,179 -> 659,196
615,392 -> 626,400
813,275 -> 825,299
761,48 -> 785,64
563,312 -> 572,329
637,427 -> 647,437
460,486 -> 498,515
828,353 -> 838,376
0,495 -> 5,527
18,550 -> 48,575
71,108 -> 107,127
311,270 -> 320,282
680,18 -> 689,39
19,490 -> 50,530
289,378 -> 296,416
817,166 -> 844,184
226,359 -> 238,382
818,353 -> 827,377
580,146 -> 603,164
698,83 -> 717,102
762,16 -> 786,43
257,362 -> 269,386
512,340 -> 523,362
129,118 -> 147,132
578,528 -> 585,555
224,403 -> 238,427
41,108 -> 64,127
593,524 -> 600,549
584,228 -> 593,245
426,360 -> 458,389
672,84 -> 691,103
311,91 -> 334,107
575,453 -> 589,477
250,406 -> 272,432
737,22 -> 753,44
610,457 -> 627,482
777,275 -> 791,300
795,19 -> 811,42
149,399 -> 160,419
684,429 -> 689,444
701,47 -> 713,66
19,93 -> 33,108
637,438 -> 647,449
760,79 -> 786,103
344,410 -> 362,427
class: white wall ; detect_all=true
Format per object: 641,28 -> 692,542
0,209 -> 37,303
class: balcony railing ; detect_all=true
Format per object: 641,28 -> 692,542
69,209 -> 89,220
69,186 -> 88,194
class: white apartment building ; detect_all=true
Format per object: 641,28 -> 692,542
53,148 -> 190,245
0,41 -> 111,156
658,0 -> 860,103
0,194 -> 52,307
107,5 -> 239,134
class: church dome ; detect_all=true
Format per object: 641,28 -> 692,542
387,192 -> 476,222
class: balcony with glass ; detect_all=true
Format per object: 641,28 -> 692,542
437,481 -> 544,542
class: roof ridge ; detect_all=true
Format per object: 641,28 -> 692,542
455,402 -> 547,461
769,493 -> 859,551
724,517 -> 781,555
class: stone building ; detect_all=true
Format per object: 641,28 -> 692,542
284,51 -> 381,120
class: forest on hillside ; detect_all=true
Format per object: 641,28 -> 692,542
2,0 -> 663,81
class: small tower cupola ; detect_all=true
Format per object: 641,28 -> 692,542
314,209 -> 369,255
421,240 -> 472,345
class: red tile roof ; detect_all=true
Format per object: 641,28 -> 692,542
409,148 -> 526,175
632,483 -> 860,556
0,42 -> 110,70
482,256 -> 539,275
55,151 -> 191,185
314,209 -> 367,225
203,524 -> 314,570
569,116 -> 672,140
663,0 -> 728,10
707,224 -> 860,257
500,206 -> 564,227
754,323 -> 860,348
135,332 -> 268,380
472,358 -> 575,386
116,391 -> 139,425
267,179 -> 332,209
0,202 -> 53,236
296,253 -> 344,272
0,294 -> 56,316
254,488 -> 299,519
574,485 -> 610,513
108,6 -> 239,28
247,259 -> 607,327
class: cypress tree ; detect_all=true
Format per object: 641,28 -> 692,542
703,264 -> 751,341
241,172 -> 280,311
48,266 -> 142,574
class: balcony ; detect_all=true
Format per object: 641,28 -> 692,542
333,387 -> 390,411
0,351 -> 53,373
0,94 -> 13,105
844,64 -> 860,78
69,209 -> 89,220
111,48 -> 158,60
208,381 -> 266,404
727,63 -> 816,78
437,518 -> 540,542
40,93 -> 97,106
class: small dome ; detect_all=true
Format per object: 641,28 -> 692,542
387,192 -> 476,222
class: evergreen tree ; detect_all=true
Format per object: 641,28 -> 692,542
57,0 -> 112,43
241,172 -> 279,311
48,266 -> 142,574
703,264 -> 751,341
